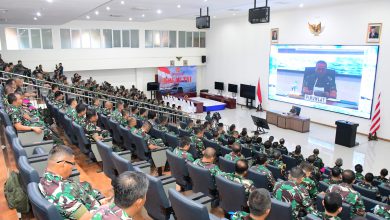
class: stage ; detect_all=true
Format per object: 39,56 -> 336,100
190,97 -> 226,112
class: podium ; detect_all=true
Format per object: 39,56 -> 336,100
335,120 -> 359,147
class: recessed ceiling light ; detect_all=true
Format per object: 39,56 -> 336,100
204,0 -> 208,2
120,0 -> 125,5
86,15 -> 90,19
142,14 -> 145,17
156,9 -> 162,14
129,17 -> 132,21
233,13 -> 236,16
95,10 -> 99,15
36,12 -> 41,17
47,0 -> 53,2
106,6 -> 110,11
299,3 -> 304,8
177,4 -> 181,8
213,15 -> 216,18
33,17 -> 37,20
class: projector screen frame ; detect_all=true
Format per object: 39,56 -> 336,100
267,44 -> 380,120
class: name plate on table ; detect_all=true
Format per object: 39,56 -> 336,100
304,94 -> 326,104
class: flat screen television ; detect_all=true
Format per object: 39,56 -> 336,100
228,84 -> 238,93
215,82 -> 224,90
268,44 -> 379,119
240,84 -> 256,100
196,16 -> 210,29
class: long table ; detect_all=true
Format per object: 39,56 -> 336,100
266,110 -> 310,133
200,92 -> 236,109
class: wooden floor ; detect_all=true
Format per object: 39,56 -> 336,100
0,125 -> 224,220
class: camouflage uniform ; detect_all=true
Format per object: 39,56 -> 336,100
156,124 -> 169,133
47,92 -> 54,101
251,165 -> 276,190
326,183 -> 365,217
224,152 -> 245,162
7,105 -> 52,139
211,138 -> 223,146
119,116 -> 128,128
65,107 -> 77,120
268,158 -> 286,177
313,212 -> 341,220
289,152 -> 305,165
134,129 -> 165,148
111,109 -> 122,123
273,180 -> 316,219
264,148 -> 274,158
224,173 -> 255,196
323,178 -> 342,185
173,148 -> 195,162
53,99 -> 65,110
101,108 -> 111,117
312,155 -> 324,169
277,145 -> 288,154
356,181 -> 381,200
374,176 -> 388,184
300,177 -> 318,200
230,211 -> 250,220
193,159 -> 224,176
190,135 -> 205,157
74,114 -> 86,128
92,203 -> 132,220
355,172 -> 364,182
127,126 -> 137,134
39,171 -> 101,219
373,204 -> 390,219
85,121 -> 110,143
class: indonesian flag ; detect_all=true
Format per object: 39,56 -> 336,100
257,78 -> 263,104
370,92 -> 381,135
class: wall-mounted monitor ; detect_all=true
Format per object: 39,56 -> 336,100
215,81 -> 224,90
228,84 -> 238,93
268,44 -> 379,119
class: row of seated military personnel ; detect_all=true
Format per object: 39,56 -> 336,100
1,74 -> 389,220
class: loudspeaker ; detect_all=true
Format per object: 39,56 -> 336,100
201,56 -> 207,63
147,82 -> 159,91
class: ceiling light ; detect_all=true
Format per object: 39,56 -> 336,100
204,0 -> 208,2
213,15 -> 216,18
106,6 -> 110,11
233,13 -> 236,16
177,4 -> 181,8
33,17 -> 37,20
86,15 -> 90,19
95,10 -> 99,15
36,12 -> 41,17
129,17 -> 132,21
142,14 -> 145,17
120,0 -> 125,5
47,0 -> 53,2
299,3 -> 304,8
157,9 -> 162,14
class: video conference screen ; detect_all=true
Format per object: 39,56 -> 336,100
269,45 -> 379,119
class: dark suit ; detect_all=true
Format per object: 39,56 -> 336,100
302,67 -> 337,98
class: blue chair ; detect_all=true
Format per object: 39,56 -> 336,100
318,181 -> 330,192
145,175 -> 173,220
187,162 -> 216,198
218,156 -> 236,173
119,125 -> 135,152
366,212 -> 387,220
168,189 -> 220,220
149,127 -> 166,143
165,133 -> 179,149
247,168 -> 271,190
220,145 -> 232,157
361,195 -> 387,213
267,164 -> 285,180
108,119 -> 123,146
202,138 -> 221,156
378,184 -> 390,197
267,199 -> 292,220
110,151 -> 150,175
241,145 -> 252,158
167,124 -> 179,134
353,184 -> 378,200
72,122 -> 92,155
18,156 -> 40,192
179,128 -> 191,137
96,141 -> 131,180
316,193 -> 351,220
215,175 -> 247,212
27,182 -> 63,220
282,154 -> 298,171
166,150 -> 191,190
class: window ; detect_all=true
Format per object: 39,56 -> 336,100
81,30 -> 91,48
186,32 -> 192,47
60,29 -> 71,49
103,29 -> 113,48
200,32 -> 206,48
153,31 -> 161,48
90,29 -> 101,48
169,31 -> 176,48
122,30 -> 130,47
131,30 -> 139,48
193,32 -> 200,48
113,30 -> 121,47
71,29 -> 81,48
178,31 -> 186,48
6,27 -> 53,50
18,29 -> 30,49
5,28 -> 18,50
161,31 -> 169,48
31,29 -> 42,49
42,29 -> 53,49
145,30 -> 153,48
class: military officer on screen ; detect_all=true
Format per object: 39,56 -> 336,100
302,60 -> 337,99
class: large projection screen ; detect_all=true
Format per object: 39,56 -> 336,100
268,45 -> 379,119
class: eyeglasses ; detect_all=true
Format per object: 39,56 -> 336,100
56,160 -> 76,166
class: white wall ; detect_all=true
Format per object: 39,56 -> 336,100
0,19 -> 207,71
0,19 -> 207,96
204,0 -> 390,139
